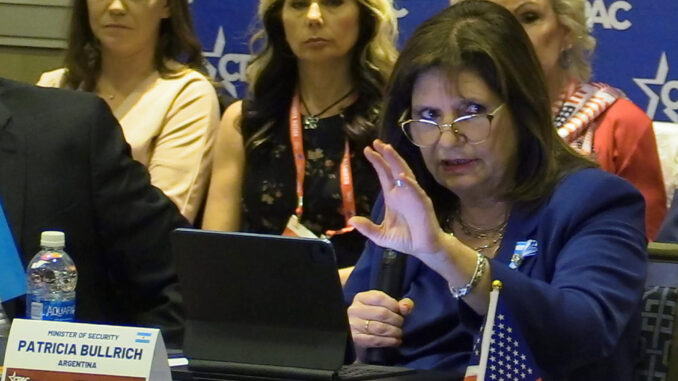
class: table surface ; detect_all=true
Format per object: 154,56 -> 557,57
171,365 -> 462,381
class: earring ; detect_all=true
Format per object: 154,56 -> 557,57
558,48 -> 573,69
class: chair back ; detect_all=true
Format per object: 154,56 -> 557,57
636,242 -> 678,381
653,121 -> 678,209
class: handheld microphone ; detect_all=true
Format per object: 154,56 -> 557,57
376,249 -> 406,298
365,249 -> 407,365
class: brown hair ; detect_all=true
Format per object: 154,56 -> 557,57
63,0 -> 204,91
382,0 -> 593,213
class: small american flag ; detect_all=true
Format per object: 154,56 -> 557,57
464,281 -> 542,381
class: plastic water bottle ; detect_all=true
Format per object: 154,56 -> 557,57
0,302 -> 9,365
26,231 -> 77,321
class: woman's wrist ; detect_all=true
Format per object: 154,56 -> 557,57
421,230 -> 488,292
418,230 -> 463,277
448,251 -> 487,298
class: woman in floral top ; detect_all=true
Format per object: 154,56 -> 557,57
202,0 -> 398,271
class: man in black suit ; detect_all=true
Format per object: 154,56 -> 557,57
0,78 -> 188,347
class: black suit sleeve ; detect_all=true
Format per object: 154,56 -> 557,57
87,98 -> 189,347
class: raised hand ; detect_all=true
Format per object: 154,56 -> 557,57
349,139 -> 448,257
349,139 -> 491,317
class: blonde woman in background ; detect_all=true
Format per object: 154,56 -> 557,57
463,0 -> 666,239
203,0 -> 398,281
38,0 -> 219,224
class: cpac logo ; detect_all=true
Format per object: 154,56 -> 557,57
7,372 -> 31,381
634,53 -> 678,123
203,27 -> 251,98
586,0 -> 631,31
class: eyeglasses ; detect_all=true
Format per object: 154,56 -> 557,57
400,103 -> 505,147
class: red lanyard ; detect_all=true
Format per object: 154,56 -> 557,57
290,90 -> 356,238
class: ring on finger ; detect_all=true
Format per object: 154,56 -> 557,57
395,179 -> 404,188
365,319 -> 371,333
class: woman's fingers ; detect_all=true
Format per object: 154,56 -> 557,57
348,216 -> 382,242
358,139 -> 444,255
349,213 -> 398,252
373,140 -> 416,180
351,330 -> 403,348
348,291 -> 403,323
348,316 -> 403,338
394,173 -> 435,212
347,291 -> 409,348
399,298 -> 415,316
350,214 -> 409,250
370,141 -> 428,209
363,145 -> 396,191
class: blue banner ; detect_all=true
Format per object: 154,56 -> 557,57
189,0 -> 678,123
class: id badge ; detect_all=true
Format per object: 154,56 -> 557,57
282,215 -> 318,238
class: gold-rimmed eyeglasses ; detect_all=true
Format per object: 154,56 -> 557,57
400,103 -> 505,147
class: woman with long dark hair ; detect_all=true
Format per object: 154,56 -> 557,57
203,0 -> 398,277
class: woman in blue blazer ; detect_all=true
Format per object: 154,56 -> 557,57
343,1 -> 647,379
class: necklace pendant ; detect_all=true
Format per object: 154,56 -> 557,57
303,115 -> 319,130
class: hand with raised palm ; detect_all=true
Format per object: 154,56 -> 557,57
349,140 -> 451,266
350,140 -> 493,318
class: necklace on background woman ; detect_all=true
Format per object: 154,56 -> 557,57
94,84 -> 116,101
300,89 -> 354,130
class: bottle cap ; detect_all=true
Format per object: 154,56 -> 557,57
41,231 -> 65,248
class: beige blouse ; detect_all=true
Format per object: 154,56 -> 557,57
38,67 -> 220,224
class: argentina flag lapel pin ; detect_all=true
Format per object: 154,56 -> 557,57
510,239 -> 539,270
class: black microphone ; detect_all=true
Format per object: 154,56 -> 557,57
365,249 -> 407,365
376,249 -> 407,298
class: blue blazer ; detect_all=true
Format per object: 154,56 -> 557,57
344,168 -> 647,380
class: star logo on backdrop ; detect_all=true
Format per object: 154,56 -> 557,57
203,27 -> 226,62
395,7 -> 409,18
633,52 -> 678,122
202,27 -> 251,98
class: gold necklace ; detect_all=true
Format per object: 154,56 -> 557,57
454,210 -> 508,238
95,86 -> 116,101
469,229 -> 504,254
449,212 -> 507,254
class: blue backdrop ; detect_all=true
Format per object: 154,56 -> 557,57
189,0 -> 678,123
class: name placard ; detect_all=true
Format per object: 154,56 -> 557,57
1,319 -> 170,381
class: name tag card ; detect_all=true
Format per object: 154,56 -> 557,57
1,319 -> 170,381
